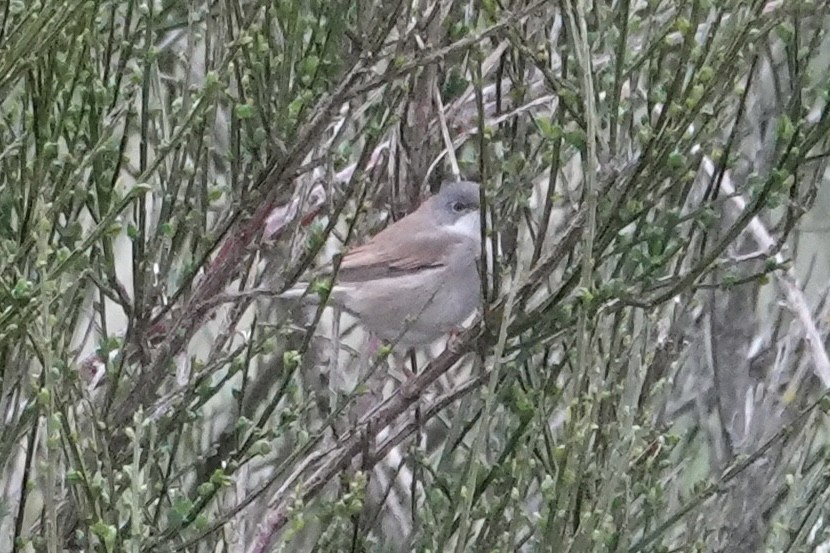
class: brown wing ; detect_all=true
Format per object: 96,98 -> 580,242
337,214 -> 460,283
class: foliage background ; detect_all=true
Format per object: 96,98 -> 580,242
2,0 -> 830,552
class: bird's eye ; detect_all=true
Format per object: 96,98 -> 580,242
451,201 -> 465,213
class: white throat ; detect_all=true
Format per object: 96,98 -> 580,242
446,210 -> 482,242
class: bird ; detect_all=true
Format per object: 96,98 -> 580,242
281,180 -> 483,349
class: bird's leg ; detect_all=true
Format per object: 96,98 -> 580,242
407,348 -> 418,378
392,348 -> 420,398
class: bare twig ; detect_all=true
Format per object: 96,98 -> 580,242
703,156 -> 830,387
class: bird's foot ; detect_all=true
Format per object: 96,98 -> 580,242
400,369 -> 419,399
401,364 -> 416,380
446,327 -> 464,353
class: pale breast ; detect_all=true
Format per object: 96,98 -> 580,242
337,248 -> 481,347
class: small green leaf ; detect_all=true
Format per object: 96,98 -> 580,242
564,128 -> 586,149
210,469 -> 232,487
667,151 -> 685,169
10,278 -> 33,300
194,514 -> 209,530
777,115 -> 795,141
66,470 -> 83,484
312,278 -> 331,300
283,350 -> 301,369
166,497 -> 193,529
208,187 -> 224,202
197,482 -> 215,497
535,118 -> 562,140
300,55 -> 319,76
90,521 -> 117,548
253,439 -> 272,456
288,96 -> 304,120
234,103 -> 255,120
